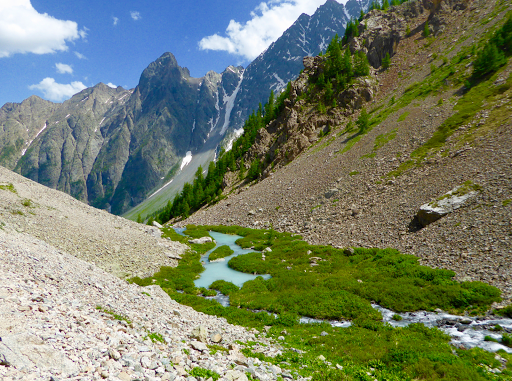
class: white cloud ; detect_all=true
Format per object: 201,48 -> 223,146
130,11 -> 141,21
0,0 -> 86,58
113,17 -> 119,26
74,51 -> 86,60
107,83 -> 117,88
199,0 -> 329,61
55,63 -> 73,74
29,77 -> 87,102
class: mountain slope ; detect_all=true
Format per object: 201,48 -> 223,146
181,0 -> 512,301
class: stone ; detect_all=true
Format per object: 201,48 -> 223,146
344,247 -> 355,256
191,325 -> 208,342
417,184 -> 479,227
117,372 -> 131,381
188,237 -> 213,244
225,370 -> 249,381
317,355 -> 326,361
152,221 -> 163,229
324,189 -> 339,199
141,356 -> 152,369
190,340 -> 208,351
210,332 -> 223,343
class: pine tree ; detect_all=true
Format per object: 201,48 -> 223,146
356,108 -> 370,133
473,43 -> 506,78
383,0 -> 390,11
354,51 -> 370,76
382,52 -> 391,70
423,21 -> 430,37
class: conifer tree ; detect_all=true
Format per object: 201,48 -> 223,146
382,52 -> 391,70
356,108 -> 370,133
423,21 -> 430,37
383,0 -> 390,10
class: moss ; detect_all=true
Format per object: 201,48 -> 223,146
503,199 -> 512,207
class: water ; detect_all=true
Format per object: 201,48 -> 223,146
177,228 -> 512,353
374,304 -> 512,353
192,231 -> 271,289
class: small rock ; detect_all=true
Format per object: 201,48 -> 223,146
317,355 -> 326,361
190,340 -> 208,351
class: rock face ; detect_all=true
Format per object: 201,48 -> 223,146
417,184 -> 480,227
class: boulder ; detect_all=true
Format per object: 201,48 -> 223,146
190,340 -> 208,351
417,184 -> 479,227
152,221 -> 163,229
324,188 -> 339,199
188,237 -> 213,244
191,325 -> 208,342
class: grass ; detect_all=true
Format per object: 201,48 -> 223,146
95,306 -> 132,325
503,199 -> 511,207
130,225 -> 511,381
145,331 -> 165,343
362,129 -> 397,159
209,245 -> 234,261
21,199 -> 33,207
348,171 -> 360,176
0,183 -> 17,194
388,64 -> 512,178
397,112 -> 410,122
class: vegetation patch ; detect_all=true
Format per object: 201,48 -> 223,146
95,306 -> 132,325
362,129 -> 397,158
209,245 -> 234,261
0,183 -> 17,194
189,367 -> 220,380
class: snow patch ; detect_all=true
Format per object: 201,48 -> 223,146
65,114 -> 71,118
180,151 -> 193,170
220,70 -> 244,136
148,179 -> 174,199
272,73 -> 286,90
22,123 -> 48,156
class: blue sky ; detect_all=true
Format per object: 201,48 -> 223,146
0,0 -> 337,106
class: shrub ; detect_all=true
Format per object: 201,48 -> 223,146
473,43 -> 506,78
209,245 -> 234,261
502,333 -> 512,347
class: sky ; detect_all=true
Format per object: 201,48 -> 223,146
0,0 -> 342,107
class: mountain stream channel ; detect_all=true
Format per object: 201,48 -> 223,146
175,229 -> 512,354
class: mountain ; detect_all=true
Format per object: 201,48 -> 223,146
0,54 -> 243,214
0,0 -> 371,217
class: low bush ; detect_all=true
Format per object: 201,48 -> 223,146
209,245 -> 234,261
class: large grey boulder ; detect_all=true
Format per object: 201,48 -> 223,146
417,183 -> 480,227
188,237 -> 213,245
